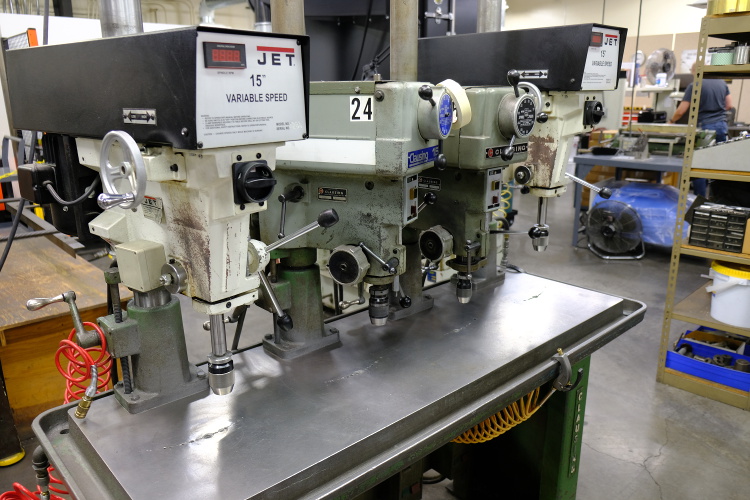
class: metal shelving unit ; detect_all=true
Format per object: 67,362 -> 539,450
657,13 -> 750,410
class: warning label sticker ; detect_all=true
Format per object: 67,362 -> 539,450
141,196 -> 164,223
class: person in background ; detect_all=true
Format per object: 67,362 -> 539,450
668,62 -> 732,197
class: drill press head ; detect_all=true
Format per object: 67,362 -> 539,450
6,26 -> 311,399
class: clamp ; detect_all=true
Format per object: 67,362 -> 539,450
552,348 -> 584,392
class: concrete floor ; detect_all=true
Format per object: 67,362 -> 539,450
2,187 -> 749,499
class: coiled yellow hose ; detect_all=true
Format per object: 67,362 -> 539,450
493,185 -> 512,219
452,386 -> 556,444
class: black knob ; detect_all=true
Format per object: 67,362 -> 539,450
435,153 -> 448,170
520,186 -> 531,195
278,185 -> 304,203
536,112 -> 549,123
276,313 -> 293,332
500,146 -> 514,161
514,165 -> 532,185
599,187 -> 613,200
423,192 -> 437,205
399,296 -> 412,308
528,226 -> 549,239
583,101 -> 605,126
418,85 -> 434,101
317,208 -> 339,228
507,70 -> 521,97
32,446 -> 49,472
233,161 -> 277,204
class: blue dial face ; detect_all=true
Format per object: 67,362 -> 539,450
438,92 -> 453,138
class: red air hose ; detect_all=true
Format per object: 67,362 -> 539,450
0,467 -> 69,499
54,322 -> 112,403
2,323 -> 112,499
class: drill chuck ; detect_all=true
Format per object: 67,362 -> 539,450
208,358 -> 235,396
368,285 -> 390,326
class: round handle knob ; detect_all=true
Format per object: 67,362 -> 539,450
435,153 -> 448,170
536,112 -> 549,123
99,131 -> 147,210
423,192 -> 437,205
418,85 -> 434,103
514,165 -> 532,185
500,146 -> 514,161
317,208 -> 339,228
26,294 -> 66,311
276,313 -> 294,332
507,69 -> 521,96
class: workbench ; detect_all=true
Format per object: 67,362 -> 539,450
0,236 -> 126,437
33,272 -> 645,499
571,153 -> 684,246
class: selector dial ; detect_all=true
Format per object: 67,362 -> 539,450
417,86 -> 455,140
498,93 -> 537,140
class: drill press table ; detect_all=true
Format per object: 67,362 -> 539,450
33,272 -> 645,499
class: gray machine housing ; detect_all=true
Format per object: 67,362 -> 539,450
418,23 -> 627,91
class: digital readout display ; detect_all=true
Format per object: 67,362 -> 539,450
203,42 -> 247,69
590,32 -> 603,47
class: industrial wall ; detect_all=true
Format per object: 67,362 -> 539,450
68,0 -> 255,29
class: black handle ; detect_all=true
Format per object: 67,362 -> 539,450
500,146 -> 514,161
418,85 -> 436,106
276,313 -> 293,332
507,69 -> 521,97
317,208 -> 340,228
435,153 -> 447,170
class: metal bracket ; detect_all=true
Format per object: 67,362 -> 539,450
552,348 -> 584,392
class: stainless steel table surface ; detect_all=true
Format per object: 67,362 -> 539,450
34,272 -> 646,499
571,153 -> 684,246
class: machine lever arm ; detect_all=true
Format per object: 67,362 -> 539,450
258,269 -> 293,332
565,172 -> 612,199
97,192 -> 136,210
26,292 -> 99,347
339,282 -> 366,311
358,242 -> 398,275
418,85 -> 436,106
266,209 -> 339,253
417,192 -> 437,214
500,135 -> 516,161
507,69 -> 521,98
277,185 -> 305,239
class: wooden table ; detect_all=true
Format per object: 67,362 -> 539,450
0,236 -> 127,438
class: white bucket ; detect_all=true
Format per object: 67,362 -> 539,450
706,261 -> 750,328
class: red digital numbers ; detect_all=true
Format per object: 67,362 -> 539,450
212,49 -> 240,62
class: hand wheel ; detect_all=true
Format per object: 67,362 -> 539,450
97,130 -> 146,210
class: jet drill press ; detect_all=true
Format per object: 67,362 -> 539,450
8,25 -> 320,406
